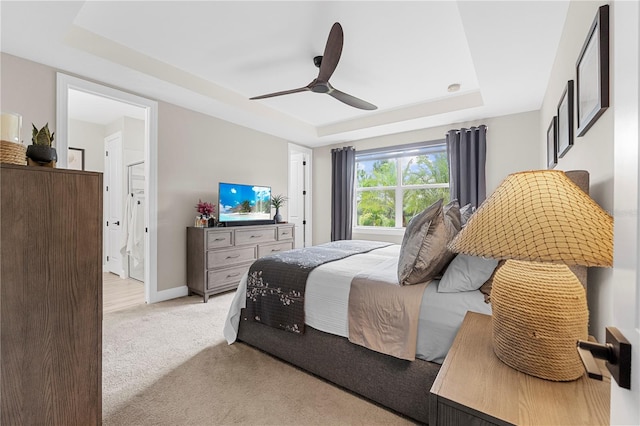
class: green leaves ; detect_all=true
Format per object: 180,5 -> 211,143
271,194 -> 288,209
31,123 -> 54,146
356,153 -> 450,228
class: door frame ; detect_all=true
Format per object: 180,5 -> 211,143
288,143 -> 312,248
56,73 -> 159,304
611,1 -> 640,423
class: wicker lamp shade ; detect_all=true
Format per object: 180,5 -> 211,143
449,170 -> 613,381
449,170 -> 613,266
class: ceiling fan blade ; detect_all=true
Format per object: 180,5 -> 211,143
317,22 -> 343,82
329,88 -> 377,110
250,86 -> 310,100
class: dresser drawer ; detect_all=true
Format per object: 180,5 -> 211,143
207,246 -> 256,268
258,241 -> 293,258
277,226 -> 294,241
235,228 -> 277,245
206,230 -> 233,249
207,264 -> 250,290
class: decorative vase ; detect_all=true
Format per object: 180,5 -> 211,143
195,215 -> 208,228
274,208 -> 283,223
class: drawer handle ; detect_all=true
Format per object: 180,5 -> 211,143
226,272 -> 240,278
214,237 -> 225,242
226,254 -> 240,259
250,234 -> 263,238
271,248 -> 281,252
281,232 -> 289,235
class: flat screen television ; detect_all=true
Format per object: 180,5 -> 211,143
218,182 -> 273,226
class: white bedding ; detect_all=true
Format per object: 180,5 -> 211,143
223,244 -> 491,363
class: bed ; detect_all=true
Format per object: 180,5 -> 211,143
224,200 -> 498,424
223,171 -> 589,425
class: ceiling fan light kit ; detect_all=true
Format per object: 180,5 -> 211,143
250,22 -> 377,111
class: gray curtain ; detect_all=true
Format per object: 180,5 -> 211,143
446,125 -> 487,207
331,146 -> 356,241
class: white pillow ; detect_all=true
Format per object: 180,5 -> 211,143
438,254 -> 499,293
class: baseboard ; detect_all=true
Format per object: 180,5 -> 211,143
148,285 -> 189,304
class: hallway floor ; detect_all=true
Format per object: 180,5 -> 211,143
103,272 -> 145,314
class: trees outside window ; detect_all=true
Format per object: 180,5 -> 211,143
355,143 -> 449,228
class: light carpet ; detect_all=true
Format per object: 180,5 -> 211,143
102,291 -> 413,425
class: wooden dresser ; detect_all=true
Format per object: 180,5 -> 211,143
430,311 -> 610,426
1,164 -> 103,425
187,223 -> 295,302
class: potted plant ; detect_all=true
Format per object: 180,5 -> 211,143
271,194 -> 288,223
26,123 -> 57,165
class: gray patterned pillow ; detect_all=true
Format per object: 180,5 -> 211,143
398,199 -> 461,286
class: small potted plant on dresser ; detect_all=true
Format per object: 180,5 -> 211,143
271,194 -> 288,223
26,123 -> 57,167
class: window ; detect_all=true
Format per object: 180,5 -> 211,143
354,141 -> 449,228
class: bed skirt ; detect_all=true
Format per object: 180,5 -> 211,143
237,313 -> 440,424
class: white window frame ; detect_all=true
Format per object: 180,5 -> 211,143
353,140 -> 449,230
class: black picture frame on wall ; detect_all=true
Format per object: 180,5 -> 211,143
68,147 -> 85,171
576,4 -> 609,137
557,80 -> 574,158
547,116 -> 557,169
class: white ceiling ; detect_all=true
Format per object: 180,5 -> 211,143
0,1 -> 570,148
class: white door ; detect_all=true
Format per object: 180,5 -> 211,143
104,132 -> 124,277
289,144 -> 312,248
611,2 -> 639,423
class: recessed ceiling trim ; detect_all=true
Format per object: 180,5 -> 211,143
63,24 -> 315,136
317,91 -> 484,137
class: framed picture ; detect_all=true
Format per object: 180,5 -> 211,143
547,116 -> 557,169
576,4 -> 609,137
557,80 -> 574,159
68,147 -> 85,171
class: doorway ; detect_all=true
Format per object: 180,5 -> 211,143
288,143 -> 312,248
56,73 -> 159,305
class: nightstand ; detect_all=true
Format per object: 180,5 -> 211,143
429,311 -> 610,425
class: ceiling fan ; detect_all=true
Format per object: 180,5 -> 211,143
250,22 -> 377,111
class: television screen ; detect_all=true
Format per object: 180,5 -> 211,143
218,182 -> 271,223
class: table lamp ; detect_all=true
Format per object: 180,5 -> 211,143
449,170 -> 613,381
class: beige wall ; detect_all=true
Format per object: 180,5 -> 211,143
157,102 -> 288,291
1,54 -> 56,144
538,1 -> 614,341
1,53 -> 290,294
123,117 -> 145,166
69,119 -> 105,172
312,110 -> 541,244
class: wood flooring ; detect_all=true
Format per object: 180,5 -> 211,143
103,272 -> 145,314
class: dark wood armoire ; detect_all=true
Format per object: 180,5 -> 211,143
1,164 -> 103,425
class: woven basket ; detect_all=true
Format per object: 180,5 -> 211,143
1,140 -> 27,165
491,259 -> 588,381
